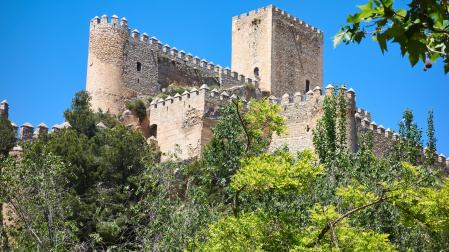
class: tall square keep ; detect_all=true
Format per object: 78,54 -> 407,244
231,5 -> 324,97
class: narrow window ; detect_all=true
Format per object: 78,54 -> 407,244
254,67 -> 259,77
305,80 -> 310,93
137,62 -> 142,71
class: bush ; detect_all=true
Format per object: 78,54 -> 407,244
209,85 -> 220,91
157,93 -> 168,99
167,85 -> 186,96
127,102 -> 136,110
127,100 -> 147,123
134,100 -> 147,123
243,82 -> 255,91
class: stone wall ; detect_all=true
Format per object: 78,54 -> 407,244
86,15 -> 137,114
87,15 -> 257,114
269,86 -> 357,154
231,5 -> 323,97
271,7 -> 323,96
232,6 -> 273,93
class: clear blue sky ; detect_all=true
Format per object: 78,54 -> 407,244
1,0 -> 448,156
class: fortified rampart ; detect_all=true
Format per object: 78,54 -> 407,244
0,100 -> 74,144
87,15 -> 259,114
83,5 -> 448,168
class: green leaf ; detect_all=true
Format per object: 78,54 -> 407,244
333,28 -> 346,48
406,39 -> 427,67
357,1 -> 374,11
377,32 -> 388,54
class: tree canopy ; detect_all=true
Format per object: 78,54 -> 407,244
1,91 -> 448,251
334,0 -> 449,73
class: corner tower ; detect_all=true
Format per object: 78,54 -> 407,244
86,15 -> 133,113
231,5 -> 323,97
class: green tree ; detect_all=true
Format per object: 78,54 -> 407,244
63,90 -> 97,138
393,108 -> 423,165
0,116 -> 15,162
312,85 -> 348,166
1,153 -> 79,251
0,116 -> 16,248
425,108 -> 437,166
194,98 -> 286,204
334,0 -> 449,73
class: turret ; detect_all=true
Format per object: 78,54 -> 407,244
20,122 -> 34,141
0,100 -> 8,119
86,14 -> 131,113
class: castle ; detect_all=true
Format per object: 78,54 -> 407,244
1,5 -> 448,167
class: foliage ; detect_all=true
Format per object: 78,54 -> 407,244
0,116 -> 16,161
193,211 -> 286,252
334,0 -> 449,73
312,84 -> 348,166
209,85 -> 220,91
196,98 -> 287,204
425,108 -> 437,166
3,89 -> 449,251
231,150 -> 323,195
1,153 -> 79,251
130,162 -> 219,251
243,82 -> 256,91
157,54 -> 169,63
127,99 -> 147,123
393,108 -> 423,165
157,93 -> 168,99
166,85 -> 188,96
251,17 -> 261,26
63,90 -> 97,138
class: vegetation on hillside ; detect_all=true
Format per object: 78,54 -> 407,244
1,89 -> 448,251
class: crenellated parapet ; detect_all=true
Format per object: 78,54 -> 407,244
1,100 -> 9,119
231,5 -> 323,96
232,5 -> 323,35
90,14 -> 130,35
125,31 -> 259,90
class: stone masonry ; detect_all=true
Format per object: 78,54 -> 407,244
81,6 -> 449,167
232,6 -> 323,97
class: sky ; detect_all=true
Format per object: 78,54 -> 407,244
1,0 -> 448,156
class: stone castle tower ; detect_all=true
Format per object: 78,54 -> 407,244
86,5 -> 323,114
83,6 -> 449,167
231,5 -> 323,97
86,15 -> 158,114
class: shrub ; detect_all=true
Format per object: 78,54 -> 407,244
243,82 -> 255,91
134,100 -> 147,123
127,100 -> 147,123
167,85 -> 186,95
209,85 -> 220,91
127,102 -> 136,110
157,93 -> 168,99
251,17 -> 261,26
157,54 -> 169,63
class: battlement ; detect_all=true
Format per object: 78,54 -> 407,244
88,14 -> 259,99
150,84 -> 250,111
125,31 -> 260,89
90,14 -> 130,33
265,85 -> 355,107
232,5 -> 323,35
